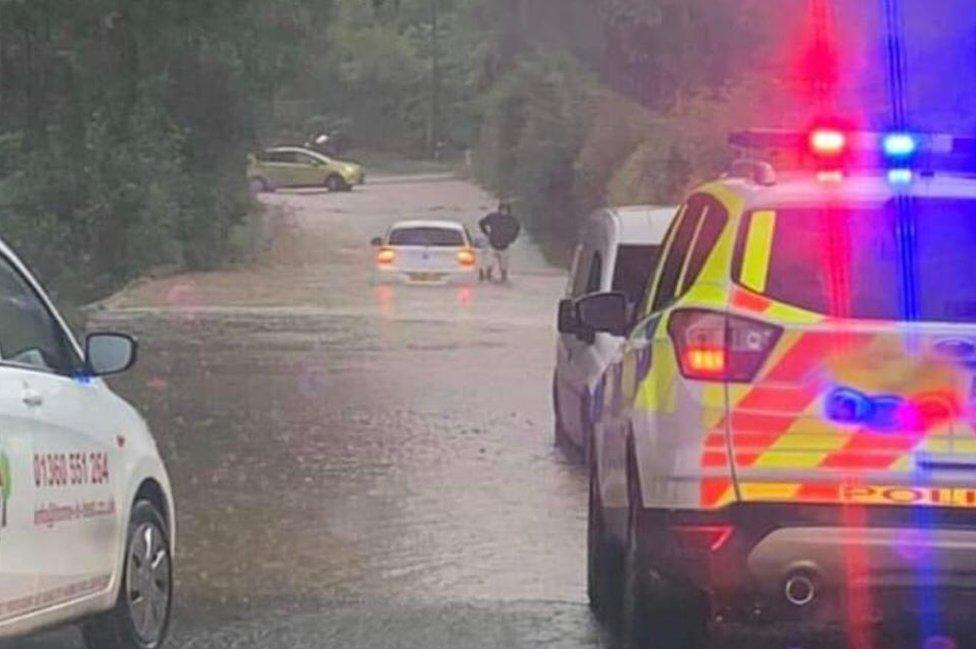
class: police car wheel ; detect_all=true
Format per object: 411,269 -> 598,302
82,501 -> 173,649
620,452 -> 706,649
587,455 -> 621,620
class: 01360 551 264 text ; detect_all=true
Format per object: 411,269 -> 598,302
33,451 -> 109,489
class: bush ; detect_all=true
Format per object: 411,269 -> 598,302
474,51 -> 594,263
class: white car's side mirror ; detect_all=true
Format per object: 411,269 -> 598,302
86,333 -> 138,377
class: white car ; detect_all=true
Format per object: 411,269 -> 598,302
371,220 -> 478,285
0,240 -> 174,648
553,205 -> 677,460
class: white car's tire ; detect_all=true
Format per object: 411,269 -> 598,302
82,500 -> 173,649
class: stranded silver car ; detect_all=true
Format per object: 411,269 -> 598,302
0,239 -> 174,648
371,220 -> 478,286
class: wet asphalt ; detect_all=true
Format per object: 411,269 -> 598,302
12,175 -> 611,648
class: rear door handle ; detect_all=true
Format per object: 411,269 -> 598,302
22,390 -> 43,408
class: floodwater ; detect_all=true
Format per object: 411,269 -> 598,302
15,175 -> 609,647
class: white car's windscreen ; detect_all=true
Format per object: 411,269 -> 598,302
389,228 -> 465,247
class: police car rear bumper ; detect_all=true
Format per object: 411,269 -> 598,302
650,504 -> 976,626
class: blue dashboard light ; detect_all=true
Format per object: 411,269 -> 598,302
883,133 -> 918,158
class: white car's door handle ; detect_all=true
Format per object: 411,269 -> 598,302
22,390 -> 43,408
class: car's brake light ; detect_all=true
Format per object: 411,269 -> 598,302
457,249 -> 476,267
685,346 -> 726,377
377,248 -> 396,265
671,525 -> 734,552
668,309 -> 782,382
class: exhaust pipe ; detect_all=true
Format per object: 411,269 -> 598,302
784,573 -> 817,607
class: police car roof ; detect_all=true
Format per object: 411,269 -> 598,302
608,205 -> 677,245
720,172 -> 976,212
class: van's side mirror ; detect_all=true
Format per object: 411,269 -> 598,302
576,292 -> 629,338
557,299 -> 577,335
370,237 -> 383,247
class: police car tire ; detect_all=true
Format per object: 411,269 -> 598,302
587,455 -> 621,620
621,451 -> 707,649
82,501 -> 173,649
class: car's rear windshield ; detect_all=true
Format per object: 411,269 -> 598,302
742,198 -> 976,322
389,227 -> 465,247
613,245 -> 662,306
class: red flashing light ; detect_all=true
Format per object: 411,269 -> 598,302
809,128 -> 847,157
671,525 -> 734,552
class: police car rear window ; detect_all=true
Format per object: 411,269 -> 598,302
738,199 -> 976,322
389,228 -> 465,247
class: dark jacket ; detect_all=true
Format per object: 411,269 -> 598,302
479,212 -> 521,250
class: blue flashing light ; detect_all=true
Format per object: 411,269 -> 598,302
825,387 -> 872,424
883,133 -> 919,158
825,386 -> 906,431
887,168 -> 913,185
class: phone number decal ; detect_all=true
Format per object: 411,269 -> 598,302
33,452 -> 110,488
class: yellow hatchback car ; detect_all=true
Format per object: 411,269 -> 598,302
247,146 -> 365,193
578,128 -> 976,647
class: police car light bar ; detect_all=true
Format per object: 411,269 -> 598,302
809,128 -> 847,157
729,128 -> 976,176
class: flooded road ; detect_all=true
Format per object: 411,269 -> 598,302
15,175 -> 608,647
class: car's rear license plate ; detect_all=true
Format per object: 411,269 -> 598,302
409,273 -> 443,282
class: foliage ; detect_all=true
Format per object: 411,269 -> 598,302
472,52 -> 593,258
0,0 -> 333,301
0,0 -> 808,296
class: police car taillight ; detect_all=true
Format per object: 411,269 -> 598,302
668,309 -> 782,383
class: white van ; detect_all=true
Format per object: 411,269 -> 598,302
552,205 -> 678,460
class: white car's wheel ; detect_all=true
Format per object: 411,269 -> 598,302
83,500 -> 173,649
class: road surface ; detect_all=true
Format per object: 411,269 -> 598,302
13,175 -> 610,648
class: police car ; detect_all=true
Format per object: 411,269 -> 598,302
579,128 -> 976,646
0,241 -> 174,648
